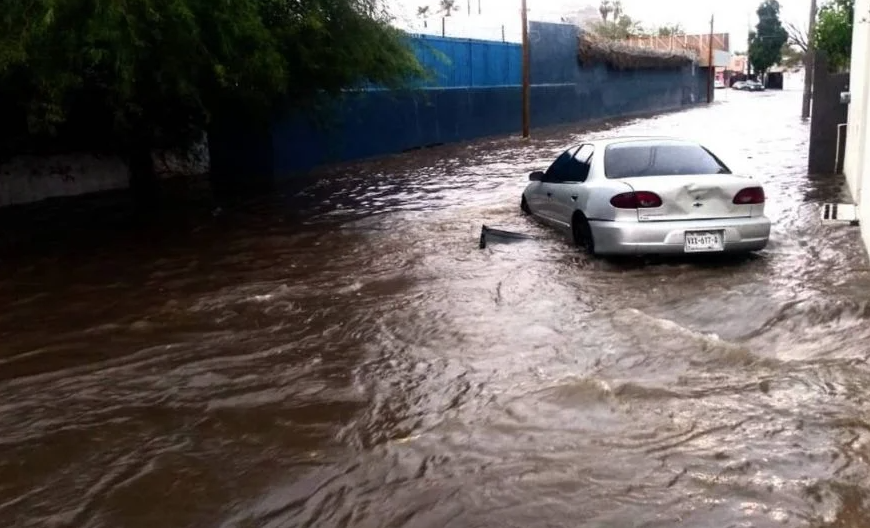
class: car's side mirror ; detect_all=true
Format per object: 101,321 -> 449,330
529,171 -> 545,182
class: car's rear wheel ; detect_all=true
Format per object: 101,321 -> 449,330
521,195 -> 531,215
572,213 -> 595,255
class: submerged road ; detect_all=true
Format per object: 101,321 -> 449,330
2,86 -> 870,528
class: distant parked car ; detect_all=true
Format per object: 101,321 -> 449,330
733,80 -> 765,92
520,137 -> 771,256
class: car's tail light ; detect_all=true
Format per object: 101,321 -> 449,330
610,193 -> 637,209
610,191 -> 662,209
733,187 -> 765,205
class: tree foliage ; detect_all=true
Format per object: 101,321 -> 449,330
593,0 -> 645,39
598,0 -> 611,22
814,0 -> 854,71
591,17 -> 645,39
0,0 -> 424,174
780,43 -> 806,69
748,0 -> 788,75
598,0 -> 619,22
439,0 -> 458,16
656,24 -> 685,37
784,20 -> 809,52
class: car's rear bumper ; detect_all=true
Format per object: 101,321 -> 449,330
589,216 -> 771,256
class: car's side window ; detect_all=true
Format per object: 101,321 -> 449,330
563,144 -> 594,182
545,147 -> 581,181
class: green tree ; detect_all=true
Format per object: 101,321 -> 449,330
780,43 -> 806,69
594,0 -> 650,38
814,0 -> 854,71
0,0 -> 424,204
592,13 -> 646,39
784,20 -> 809,52
657,23 -> 685,37
612,0 -> 624,20
599,0 -> 613,22
748,0 -> 789,76
418,4 -> 432,27
439,0 -> 458,16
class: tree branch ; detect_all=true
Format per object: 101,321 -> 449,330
785,20 -> 808,51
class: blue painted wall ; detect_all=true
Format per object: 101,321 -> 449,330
213,22 -> 709,180
527,22 -> 705,128
409,35 -> 522,88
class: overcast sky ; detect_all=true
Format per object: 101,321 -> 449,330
391,0 -> 812,52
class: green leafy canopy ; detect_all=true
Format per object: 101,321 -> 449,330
814,0 -> 854,71
748,0 -> 788,75
0,0 -> 425,157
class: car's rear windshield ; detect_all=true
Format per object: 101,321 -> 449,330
604,141 -> 731,178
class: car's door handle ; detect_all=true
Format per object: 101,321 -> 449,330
571,195 -> 578,201
546,192 -> 552,197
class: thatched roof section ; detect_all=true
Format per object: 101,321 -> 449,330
577,32 -> 696,70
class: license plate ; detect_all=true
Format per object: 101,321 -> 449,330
684,231 -> 724,253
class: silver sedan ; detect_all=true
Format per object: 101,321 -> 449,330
520,137 -> 771,256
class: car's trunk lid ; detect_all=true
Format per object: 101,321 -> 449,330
619,175 -> 756,222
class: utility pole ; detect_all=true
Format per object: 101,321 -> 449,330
802,0 -> 818,119
521,0 -> 531,138
746,11 -> 752,77
707,14 -> 715,103
478,0 -> 482,15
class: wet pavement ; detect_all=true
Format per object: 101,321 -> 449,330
2,86 -> 870,528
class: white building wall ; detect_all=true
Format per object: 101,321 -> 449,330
0,140 -> 209,208
862,82 -> 870,255
843,0 -> 870,254
843,0 -> 870,201
0,154 -> 131,207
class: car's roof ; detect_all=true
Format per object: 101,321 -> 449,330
581,136 -> 703,149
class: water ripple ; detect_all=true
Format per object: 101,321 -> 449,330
2,85 -> 870,527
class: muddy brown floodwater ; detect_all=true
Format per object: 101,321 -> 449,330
3,87 -> 870,528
